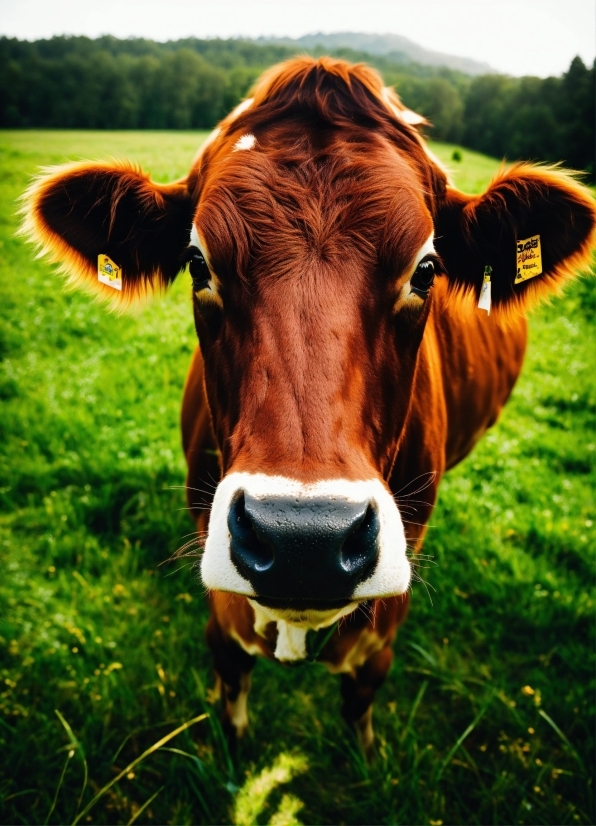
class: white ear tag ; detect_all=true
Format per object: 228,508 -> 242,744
477,265 -> 492,314
98,254 -> 122,291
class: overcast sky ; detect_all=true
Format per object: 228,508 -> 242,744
1,0 -> 594,77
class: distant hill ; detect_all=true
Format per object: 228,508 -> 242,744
257,31 -> 494,76
1,36 -> 591,179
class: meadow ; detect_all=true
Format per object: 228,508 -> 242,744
0,130 -> 594,826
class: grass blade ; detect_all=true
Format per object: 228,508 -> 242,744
54,710 -> 78,749
127,785 -> 164,826
54,710 -> 88,822
436,695 -> 493,781
158,748 -> 214,819
538,709 -> 585,772
71,713 -> 208,825
45,750 -> 73,825
400,680 -> 428,743
408,642 -> 437,667
110,719 -> 186,765
192,667 -> 236,782
3,790 -> 38,803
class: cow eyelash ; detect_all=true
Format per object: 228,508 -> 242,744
180,245 -> 211,292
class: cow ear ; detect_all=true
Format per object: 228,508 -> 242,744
434,164 -> 596,314
21,160 -> 194,306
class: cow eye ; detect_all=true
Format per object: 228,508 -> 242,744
183,246 -> 211,292
189,250 -> 210,292
410,257 -> 436,299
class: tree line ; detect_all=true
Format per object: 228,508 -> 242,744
0,36 -> 593,179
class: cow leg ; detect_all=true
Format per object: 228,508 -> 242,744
205,615 -> 256,741
340,644 -> 393,752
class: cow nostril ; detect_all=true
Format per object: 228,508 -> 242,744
340,504 -> 380,574
229,493 -> 275,574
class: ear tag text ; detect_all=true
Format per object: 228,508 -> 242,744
478,265 -> 492,314
98,254 -> 122,291
515,235 -> 542,284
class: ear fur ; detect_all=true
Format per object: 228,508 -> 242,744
20,160 -> 194,307
434,163 -> 596,315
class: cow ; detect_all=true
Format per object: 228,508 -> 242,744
22,56 -> 596,750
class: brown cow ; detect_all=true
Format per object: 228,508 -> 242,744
22,57 -> 596,749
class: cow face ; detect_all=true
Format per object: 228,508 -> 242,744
22,58 -> 596,625
192,125 -> 437,617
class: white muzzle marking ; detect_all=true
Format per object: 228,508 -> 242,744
200,472 -> 410,617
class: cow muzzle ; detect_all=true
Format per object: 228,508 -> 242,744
200,472 -> 411,613
228,492 -> 380,607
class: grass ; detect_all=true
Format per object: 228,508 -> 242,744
0,130 -> 594,825
428,141 -> 506,192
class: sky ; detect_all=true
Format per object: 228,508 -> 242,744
1,0 -> 594,78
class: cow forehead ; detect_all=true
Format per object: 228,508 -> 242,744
201,128 -> 428,211
196,133 -> 433,277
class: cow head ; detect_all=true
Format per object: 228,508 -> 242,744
22,58 -> 596,626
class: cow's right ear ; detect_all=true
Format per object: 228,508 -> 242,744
21,161 -> 194,306
433,164 -> 596,315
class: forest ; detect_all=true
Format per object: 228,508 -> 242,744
0,34 -> 594,180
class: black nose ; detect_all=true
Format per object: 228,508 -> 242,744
228,492 -> 380,605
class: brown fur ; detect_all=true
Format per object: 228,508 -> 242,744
20,160 -> 193,308
21,56 -> 596,742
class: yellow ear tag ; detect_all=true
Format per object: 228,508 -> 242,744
98,254 -> 122,291
515,235 -> 542,284
478,265 -> 492,314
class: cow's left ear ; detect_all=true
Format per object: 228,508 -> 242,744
21,160 -> 194,306
434,164 -> 596,314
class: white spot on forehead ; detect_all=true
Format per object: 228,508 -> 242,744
233,133 -> 257,152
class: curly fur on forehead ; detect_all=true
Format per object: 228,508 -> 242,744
249,56 -> 427,134
191,57 -> 442,284
194,56 -> 446,201
196,131 -> 433,284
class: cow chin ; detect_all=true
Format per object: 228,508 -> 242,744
248,597 -> 361,632
200,472 -> 411,620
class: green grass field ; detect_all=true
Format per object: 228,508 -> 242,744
0,131 -> 594,826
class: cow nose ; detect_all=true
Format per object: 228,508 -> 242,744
228,492 -> 380,604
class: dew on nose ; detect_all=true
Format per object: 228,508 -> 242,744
228,492 -> 380,604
